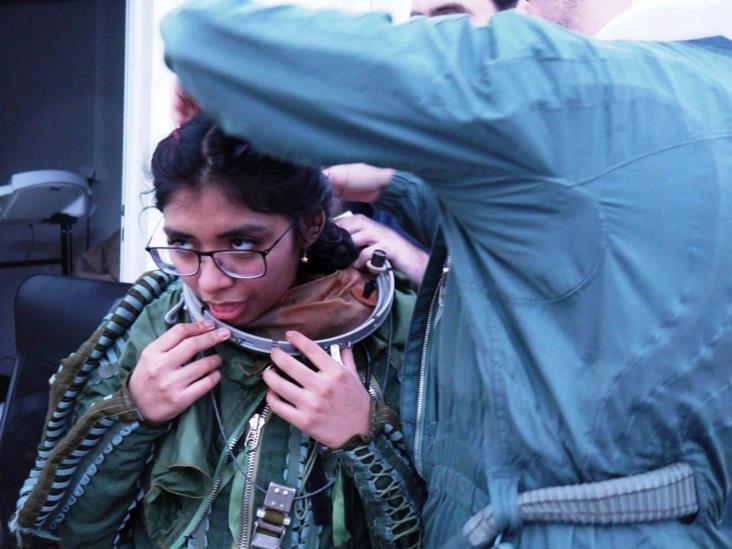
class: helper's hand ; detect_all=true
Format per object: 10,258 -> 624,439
336,213 -> 428,286
128,321 -> 229,423
264,331 -> 371,449
324,163 -> 395,203
172,79 -> 201,127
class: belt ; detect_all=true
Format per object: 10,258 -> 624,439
445,462 -> 698,548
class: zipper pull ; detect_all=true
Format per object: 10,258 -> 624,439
245,413 -> 266,452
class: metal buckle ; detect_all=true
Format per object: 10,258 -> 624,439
251,482 -> 296,549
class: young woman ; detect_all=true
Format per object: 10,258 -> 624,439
11,116 -> 422,549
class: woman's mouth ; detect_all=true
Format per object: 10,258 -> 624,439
206,301 -> 247,322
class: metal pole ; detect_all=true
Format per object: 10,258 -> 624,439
60,221 -> 73,275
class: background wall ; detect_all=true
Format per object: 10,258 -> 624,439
0,0 -> 126,380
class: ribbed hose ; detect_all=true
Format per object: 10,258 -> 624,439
460,462 -> 698,547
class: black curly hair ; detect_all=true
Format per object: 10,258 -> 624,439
150,115 -> 357,277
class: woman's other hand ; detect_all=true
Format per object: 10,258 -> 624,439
128,321 -> 229,423
324,163 -> 394,203
264,331 -> 371,448
335,213 -> 428,286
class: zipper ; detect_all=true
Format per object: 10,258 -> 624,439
183,419 -> 251,547
367,379 -> 381,401
237,406 -> 271,549
414,258 -> 449,478
359,370 -> 382,401
175,395 -> 266,549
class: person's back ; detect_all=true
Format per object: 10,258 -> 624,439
396,21 -> 732,546
159,4 -> 732,546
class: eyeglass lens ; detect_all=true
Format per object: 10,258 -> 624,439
152,248 -> 266,278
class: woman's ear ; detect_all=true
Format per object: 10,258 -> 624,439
301,210 -> 326,247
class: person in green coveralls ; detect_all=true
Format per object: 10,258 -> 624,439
154,0 -> 732,547
11,115 -> 422,548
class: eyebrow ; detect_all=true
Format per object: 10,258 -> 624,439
411,3 -> 472,17
163,224 -> 269,240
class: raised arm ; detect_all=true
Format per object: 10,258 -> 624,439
161,2 -> 555,182
327,164 -> 439,249
162,2 -> 645,300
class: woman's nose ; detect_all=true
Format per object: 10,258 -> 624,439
196,256 -> 233,293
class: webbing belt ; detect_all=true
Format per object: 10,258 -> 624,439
445,462 -> 698,547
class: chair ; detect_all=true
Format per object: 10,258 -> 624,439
0,274 -> 130,546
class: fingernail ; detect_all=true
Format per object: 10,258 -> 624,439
204,320 -> 215,329
285,330 -> 296,340
217,328 -> 231,339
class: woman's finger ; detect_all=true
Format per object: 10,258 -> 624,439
285,331 -> 338,373
262,366 -> 307,407
339,346 -> 360,379
147,321 -> 216,354
266,390 -> 301,427
173,354 -> 223,386
166,327 -> 231,366
181,369 -> 222,405
270,347 -> 319,387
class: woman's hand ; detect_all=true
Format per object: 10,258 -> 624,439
128,321 -> 230,423
324,163 -> 394,203
335,213 -> 429,286
264,331 -> 371,449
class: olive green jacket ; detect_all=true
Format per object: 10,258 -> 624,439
11,272 -> 422,548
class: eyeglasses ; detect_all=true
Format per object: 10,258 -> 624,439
146,224 -> 295,279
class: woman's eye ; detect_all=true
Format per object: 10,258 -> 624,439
231,238 -> 256,251
167,239 -> 194,249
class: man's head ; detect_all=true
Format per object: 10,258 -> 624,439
411,0 -> 517,26
517,0 -> 633,35
411,0 -> 633,35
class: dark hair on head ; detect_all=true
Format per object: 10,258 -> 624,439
493,0 -> 518,9
151,114 -> 357,277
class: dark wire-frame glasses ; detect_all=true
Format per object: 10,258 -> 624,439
146,223 -> 295,279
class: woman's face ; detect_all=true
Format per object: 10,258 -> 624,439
162,184 -> 302,327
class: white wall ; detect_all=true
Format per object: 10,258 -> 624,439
119,0 -> 180,283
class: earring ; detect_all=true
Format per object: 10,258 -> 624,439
300,250 -> 309,264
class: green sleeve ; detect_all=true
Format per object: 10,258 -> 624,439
162,4 -> 623,299
336,286 -> 423,549
53,422 -> 166,548
338,428 -> 423,549
53,309 -> 167,547
161,3 -> 562,182
376,172 -> 440,249
14,307 -> 168,548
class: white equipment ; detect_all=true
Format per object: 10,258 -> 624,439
0,170 -> 93,224
0,170 -> 94,274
